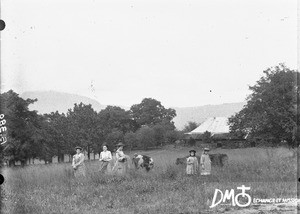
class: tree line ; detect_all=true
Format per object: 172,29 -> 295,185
0,64 -> 298,166
0,95 -> 181,166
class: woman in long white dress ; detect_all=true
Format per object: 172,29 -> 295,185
200,148 -> 211,175
72,146 -> 86,178
112,142 -> 128,175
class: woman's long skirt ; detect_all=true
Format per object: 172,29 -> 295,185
99,161 -> 109,173
112,161 -> 127,175
74,164 -> 86,178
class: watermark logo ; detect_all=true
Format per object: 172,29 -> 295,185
0,114 -> 7,145
210,185 -> 299,208
253,198 -> 299,204
210,185 -> 251,208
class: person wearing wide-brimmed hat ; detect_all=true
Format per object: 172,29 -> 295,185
200,148 -> 211,175
99,144 -> 112,173
72,146 -> 86,178
186,149 -> 198,175
112,142 -> 128,175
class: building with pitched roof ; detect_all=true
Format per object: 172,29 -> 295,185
185,117 -> 230,139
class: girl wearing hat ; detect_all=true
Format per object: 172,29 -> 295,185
99,145 -> 112,173
200,148 -> 211,175
72,146 -> 86,178
186,150 -> 198,175
112,142 -> 128,175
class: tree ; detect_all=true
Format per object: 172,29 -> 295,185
152,124 -> 166,146
202,131 -> 212,144
130,98 -> 176,128
105,129 -> 124,150
99,106 -> 137,132
229,64 -> 299,147
42,112 -> 69,162
136,126 -> 156,150
164,130 -> 181,144
98,106 -> 137,139
124,131 -> 139,150
182,121 -> 199,133
188,137 -> 196,146
67,103 -> 100,159
0,90 -> 41,166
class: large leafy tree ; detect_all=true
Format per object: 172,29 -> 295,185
135,126 -> 156,150
41,112 -> 70,162
98,106 -> 137,149
67,103 -> 100,159
152,124 -> 166,146
130,98 -> 177,148
229,64 -> 299,147
130,98 -> 176,128
182,121 -> 199,133
164,130 -> 182,144
202,131 -> 212,144
98,106 -> 137,134
124,131 -> 139,150
0,90 -> 41,166
105,129 -> 124,150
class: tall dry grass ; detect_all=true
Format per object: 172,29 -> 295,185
1,147 -> 297,214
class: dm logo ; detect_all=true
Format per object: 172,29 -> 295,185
210,185 -> 251,208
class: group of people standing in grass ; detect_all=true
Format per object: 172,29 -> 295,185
72,143 -> 211,178
72,142 -> 129,178
186,148 -> 211,176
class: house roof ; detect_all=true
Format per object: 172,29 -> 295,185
186,117 -> 230,135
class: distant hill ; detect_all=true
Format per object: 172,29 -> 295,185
173,102 -> 246,130
21,91 -> 106,114
21,91 -> 245,130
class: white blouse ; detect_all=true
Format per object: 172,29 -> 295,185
99,150 -> 112,162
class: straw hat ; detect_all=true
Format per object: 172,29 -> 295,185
204,148 -> 210,151
75,146 -> 82,151
116,142 -> 125,147
189,150 -> 196,153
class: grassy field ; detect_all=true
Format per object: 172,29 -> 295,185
1,147 -> 298,214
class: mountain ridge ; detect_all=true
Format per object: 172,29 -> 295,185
20,91 -> 245,130
21,90 -> 106,114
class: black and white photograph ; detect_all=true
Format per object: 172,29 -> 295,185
0,0 -> 299,213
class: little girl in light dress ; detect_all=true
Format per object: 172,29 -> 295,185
186,150 -> 198,175
200,148 -> 211,175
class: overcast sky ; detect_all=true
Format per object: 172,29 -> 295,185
1,0 -> 297,108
